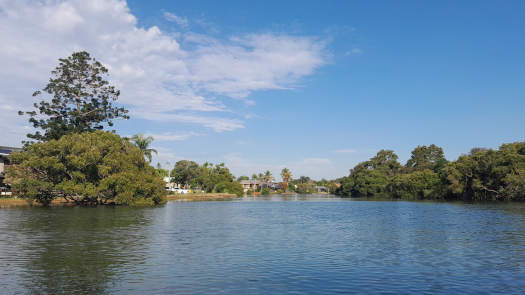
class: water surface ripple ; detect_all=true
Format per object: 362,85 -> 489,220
1,195 -> 524,294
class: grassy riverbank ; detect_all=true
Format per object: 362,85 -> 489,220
167,193 -> 239,202
0,197 -> 75,208
0,193 -> 241,207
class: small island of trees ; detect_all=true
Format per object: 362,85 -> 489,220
6,51 -> 166,206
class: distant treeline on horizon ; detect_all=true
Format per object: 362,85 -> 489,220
334,142 -> 525,201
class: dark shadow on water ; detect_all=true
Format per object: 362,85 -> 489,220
1,206 -> 154,295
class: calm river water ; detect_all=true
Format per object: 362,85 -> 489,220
1,195 -> 525,294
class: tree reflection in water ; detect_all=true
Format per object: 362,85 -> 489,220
14,207 -> 153,294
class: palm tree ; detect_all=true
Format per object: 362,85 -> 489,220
281,168 -> 292,191
263,170 -> 273,183
281,168 -> 292,183
130,133 -> 157,163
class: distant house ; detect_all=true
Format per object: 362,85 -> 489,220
163,177 -> 184,191
267,182 -> 281,190
0,146 -> 23,186
240,180 -> 281,192
240,180 -> 263,192
315,186 -> 328,193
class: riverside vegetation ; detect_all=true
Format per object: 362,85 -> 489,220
170,160 -> 244,197
335,143 -> 525,201
4,50 -> 243,206
6,51 -> 166,206
3,51 -> 524,205
6,131 -> 166,206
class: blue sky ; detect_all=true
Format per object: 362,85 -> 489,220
1,1 -> 524,179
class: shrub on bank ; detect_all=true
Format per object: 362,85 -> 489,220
214,181 -> 244,197
6,131 -> 167,206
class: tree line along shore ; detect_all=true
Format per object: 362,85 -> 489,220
1,51 -> 523,207
334,143 -> 525,201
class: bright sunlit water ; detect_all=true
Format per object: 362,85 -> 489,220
1,195 -> 524,294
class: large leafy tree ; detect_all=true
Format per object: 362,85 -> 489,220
336,142 -> 525,201
214,181 -> 244,196
387,169 -> 440,200
443,142 -> 525,201
171,160 -> 200,188
406,144 -> 447,172
6,131 -> 166,206
19,51 -> 129,143
335,150 -> 401,198
130,133 -> 157,163
176,162 -> 241,195
368,149 -> 401,176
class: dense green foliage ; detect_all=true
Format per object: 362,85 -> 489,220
387,169 -> 440,200
171,160 -> 201,187
170,161 -> 243,196
6,131 -> 166,206
154,163 -> 170,178
237,175 -> 250,181
7,51 -> 165,207
336,143 -> 525,201
19,51 -> 129,143
295,183 -> 316,194
314,179 -> 338,193
405,144 -> 447,172
215,181 -> 244,196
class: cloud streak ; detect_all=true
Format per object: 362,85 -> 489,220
163,12 -> 189,27
145,132 -> 200,142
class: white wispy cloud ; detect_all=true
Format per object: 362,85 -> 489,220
145,132 -> 200,142
0,0 -> 327,144
163,12 -> 189,27
135,111 -> 245,132
188,34 -> 327,98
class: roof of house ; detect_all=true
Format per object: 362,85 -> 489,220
239,180 -> 263,185
0,146 -> 22,156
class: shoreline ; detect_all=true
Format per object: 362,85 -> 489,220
0,193 -> 241,208
0,197 -> 74,208
167,193 -> 239,202
1,193 -> 521,208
